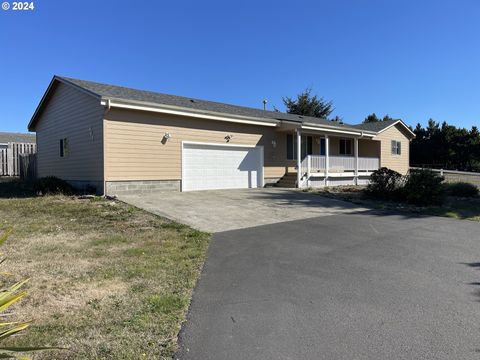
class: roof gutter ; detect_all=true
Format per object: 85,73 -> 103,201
100,98 -> 279,127
301,125 -> 376,137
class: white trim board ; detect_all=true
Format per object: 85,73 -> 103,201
102,100 -> 278,128
301,125 -> 376,138
376,120 -> 416,138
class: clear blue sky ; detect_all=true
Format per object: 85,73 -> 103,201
1,0 -> 479,133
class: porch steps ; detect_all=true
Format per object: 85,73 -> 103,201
275,173 -> 298,188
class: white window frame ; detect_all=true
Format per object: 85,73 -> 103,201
391,140 -> 401,155
339,138 -> 353,156
59,138 -> 69,157
286,134 -> 313,160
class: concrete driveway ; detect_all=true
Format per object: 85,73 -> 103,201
176,212 -> 480,360
119,188 -> 368,233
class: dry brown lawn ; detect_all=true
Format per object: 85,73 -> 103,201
0,192 -> 210,359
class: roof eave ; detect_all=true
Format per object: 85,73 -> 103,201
101,97 -> 281,127
375,120 -> 416,139
302,123 -> 377,137
28,76 -> 101,132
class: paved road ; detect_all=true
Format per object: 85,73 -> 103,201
120,188 -> 368,233
176,212 -> 480,360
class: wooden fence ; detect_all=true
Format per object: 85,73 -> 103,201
0,142 -> 37,177
19,153 -> 37,181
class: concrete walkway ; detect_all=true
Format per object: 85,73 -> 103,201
119,188 -> 369,232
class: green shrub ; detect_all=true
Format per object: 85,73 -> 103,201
0,178 -> 35,198
366,167 -> 403,199
403,169 -> 445,205
84,184 -> 97,194
33,176 -> 73,195
444,182 -> 479,197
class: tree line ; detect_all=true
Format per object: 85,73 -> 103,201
410,119 -> 480,172
361,113 -> 480,171
281,89 -> 480,172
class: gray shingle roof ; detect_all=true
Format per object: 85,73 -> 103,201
57,76 -> 365,132
0,132 -> 35,144
352,120 -> 399,132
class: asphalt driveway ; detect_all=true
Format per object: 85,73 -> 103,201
120,188 -> 368,233
176,212 -> 480,360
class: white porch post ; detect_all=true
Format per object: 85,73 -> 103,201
296,130 -> 301,188
354,137 -> 359,185
325,135 -> 329,186
307,155 -> 311,188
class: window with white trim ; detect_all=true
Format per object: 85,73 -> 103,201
59,138 -> 69,157
391,140 -> 401,155
339,139 -> 352,155
286,134 -> 313,160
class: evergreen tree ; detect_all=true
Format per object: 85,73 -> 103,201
363,113 -> 381,123
363,113 -> 397,123
282,88 -> 334,118
410,119 -> 480,171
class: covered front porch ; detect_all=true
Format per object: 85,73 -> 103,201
280,128 -> 381,188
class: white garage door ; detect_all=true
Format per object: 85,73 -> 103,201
182,143 -> 264,191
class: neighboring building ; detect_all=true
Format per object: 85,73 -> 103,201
0,132 -> 36,177
0,132 -> 36,149
28,76 -> 415,195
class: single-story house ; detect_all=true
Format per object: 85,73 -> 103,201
28,76 -> 415,195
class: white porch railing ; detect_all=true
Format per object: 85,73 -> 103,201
329,156 -> 355,171
358,157 -> 380,172
304,155 -> 379,174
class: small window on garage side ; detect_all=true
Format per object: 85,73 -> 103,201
339,139 -> 352,155
60,138 -> 68,157
391,140 -> 401,155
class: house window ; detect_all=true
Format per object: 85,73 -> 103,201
339,139 -> 352,155
286,134 -> 313,160
59,138 -> 68,157
287,134 -> 294,160
391,140 -> 401,155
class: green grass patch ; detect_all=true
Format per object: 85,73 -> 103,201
0,180 -> 210,359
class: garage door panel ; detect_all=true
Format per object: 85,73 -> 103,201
182,143 -> 263,191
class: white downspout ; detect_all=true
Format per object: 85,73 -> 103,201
101,98 -> 112,197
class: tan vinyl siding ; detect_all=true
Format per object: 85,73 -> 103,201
104,109 -> 287,181
358,139 -> 380,157
375,124 -> 411,174
328,137 -> 340,156
35,82 -> 104,181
